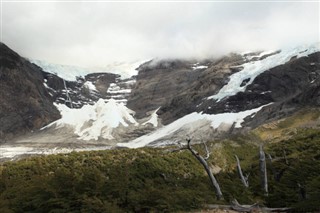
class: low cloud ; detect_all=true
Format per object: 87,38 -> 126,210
2,1 -> 319,67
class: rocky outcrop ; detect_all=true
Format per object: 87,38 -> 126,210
0,43 -> 60,141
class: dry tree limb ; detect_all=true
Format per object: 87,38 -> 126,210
259,145 -> 268,196
186,138 -> 223,200
235,155 -> 249,187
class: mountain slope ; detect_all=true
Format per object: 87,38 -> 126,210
0,43 -> 60,141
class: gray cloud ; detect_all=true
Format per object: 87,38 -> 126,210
2,1 -> 319,67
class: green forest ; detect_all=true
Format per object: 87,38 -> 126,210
1,129 -> 320,212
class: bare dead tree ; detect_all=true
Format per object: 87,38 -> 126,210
186,139 -> 223,200
283,149 -> 289,165
297,183 -> 306,200
235,155 -> 249,187
266,153 -> 278,182
259,145 -> 268,196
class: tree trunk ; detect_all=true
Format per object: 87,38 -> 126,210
235,155 -> 249,187
259,145 -> 268,196
187,139 -> 223,200
267,153 -> 278,182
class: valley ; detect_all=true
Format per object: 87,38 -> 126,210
0,42 -> 319,212
1,1 -> 319,212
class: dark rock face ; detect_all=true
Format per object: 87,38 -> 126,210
0,43 -> 60,141
127,54 -> 245,124
41,71 -> 120,108
255,52 -> 320,104
85,73 -> 119,97
40,70 -> 136,108
127,59 -> 202,120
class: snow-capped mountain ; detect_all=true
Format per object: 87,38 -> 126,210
1,42 -> 319,160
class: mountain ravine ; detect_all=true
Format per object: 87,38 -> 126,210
0,42 -> 319,160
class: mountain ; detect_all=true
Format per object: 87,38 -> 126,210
0,42 -> 319,160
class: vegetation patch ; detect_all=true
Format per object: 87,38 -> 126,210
0,129 -> 320,212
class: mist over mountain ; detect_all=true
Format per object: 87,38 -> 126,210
2,2 -> 318,67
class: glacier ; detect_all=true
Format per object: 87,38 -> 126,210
208,43 -> 320,101
30,59 -> 144,81
42,99 -> 138,140
117,104 -> 271,148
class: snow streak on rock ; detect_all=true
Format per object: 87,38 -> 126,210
106,78 -> 135,105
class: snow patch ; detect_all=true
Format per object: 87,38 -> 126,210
0,147 -> 35,159
142,108 -> 160,127
0,146 -> 112,160
243,50 -> 277,60
192,65 -> 208,70
108,89 -> 132,94
83,81 -> 97,91
43,82 -> 49,88
102,61 -> 144,79
208,43 -> 320,102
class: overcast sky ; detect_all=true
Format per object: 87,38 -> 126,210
1,1 -> 319,67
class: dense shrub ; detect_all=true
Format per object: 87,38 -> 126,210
0,129 -> 319,212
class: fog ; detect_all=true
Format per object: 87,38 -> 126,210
2,1 -> 319,67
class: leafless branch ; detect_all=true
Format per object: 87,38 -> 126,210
283,149 -> 289,165
235,155 -> 249,187
186,139 -> 223,200
203,142 -> 211,160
